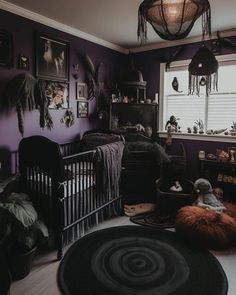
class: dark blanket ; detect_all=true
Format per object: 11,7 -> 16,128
82,133 -> 121,150
96,141 -> 124,198
124,141 -> 170,164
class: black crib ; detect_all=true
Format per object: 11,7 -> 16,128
19,135 -> 123,259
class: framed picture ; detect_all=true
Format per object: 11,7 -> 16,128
18,55 -> 29,70
35,33 -> 69,81
0,30 -> 13,67
77,101 -> 88,118
43,80 -> 69,109
76,82 -> 88,100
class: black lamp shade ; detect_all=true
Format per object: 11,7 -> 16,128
189,45 -> 218,76
188,45 -> 218,96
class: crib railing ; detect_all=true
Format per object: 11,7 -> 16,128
19,136 -> 123,259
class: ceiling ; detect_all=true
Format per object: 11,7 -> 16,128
2,0 -> 236,52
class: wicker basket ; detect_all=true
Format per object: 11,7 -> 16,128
156,178 -> 194,216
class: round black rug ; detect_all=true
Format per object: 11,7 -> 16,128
130,212 -> 175,229
58,226 -> 228,295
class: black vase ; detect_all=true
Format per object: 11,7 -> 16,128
8,245 -> 37,281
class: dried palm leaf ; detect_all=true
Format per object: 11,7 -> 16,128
5,73 -> 53,135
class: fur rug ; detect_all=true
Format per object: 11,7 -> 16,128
176,205 -> 236,250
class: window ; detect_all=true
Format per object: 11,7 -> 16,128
160,54 -> 236,134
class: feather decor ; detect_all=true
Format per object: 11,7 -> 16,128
5,73 -> 53,136
79,53 -> 102,100
36,80 -> 53,130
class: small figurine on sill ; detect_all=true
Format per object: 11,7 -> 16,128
165,115 -> 179,132
170,181 -> 183,192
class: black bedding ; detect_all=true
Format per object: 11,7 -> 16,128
82,132 -> 122,150
123,141 -> 170,164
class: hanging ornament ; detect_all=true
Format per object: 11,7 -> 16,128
172,77 -> 183,93
199,77 -> 207,86
188,45 -> 218,97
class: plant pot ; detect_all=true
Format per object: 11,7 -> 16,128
8,244 -> 37,281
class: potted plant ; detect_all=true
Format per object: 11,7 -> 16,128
193,125 -> 198,134
230,122 -> 236,136
0,192 -> 48,280
195,119 -> 204,134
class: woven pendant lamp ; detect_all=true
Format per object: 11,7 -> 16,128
138,0 -> 211,43
188,45 -> 218,97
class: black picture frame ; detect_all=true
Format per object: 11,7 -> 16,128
35,33 -> 69,81
0,30 -> 13,67
43,80 -> 69,109
77,101 -> 88,118
18,55 -> 29,70
76,82 -> 88,100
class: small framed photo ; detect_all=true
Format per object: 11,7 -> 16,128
43,80 -> 69,109
35,32 -> 69,81
18,55 -> 29,70
76,82 -> 88,100
77,101 -> 88,118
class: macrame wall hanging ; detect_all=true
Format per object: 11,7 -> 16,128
138,0 -> 211,43
188,45 -> 218,97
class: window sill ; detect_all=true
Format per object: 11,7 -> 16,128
158,131 -> 236,143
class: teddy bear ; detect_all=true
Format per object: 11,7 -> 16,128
194,178 -> 226,213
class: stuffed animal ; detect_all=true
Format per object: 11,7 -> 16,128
194,178 -> 226,213
170,181 -> 183,192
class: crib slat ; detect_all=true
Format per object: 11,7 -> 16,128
19,137 -> 122,259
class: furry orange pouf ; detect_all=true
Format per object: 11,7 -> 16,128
175,205 -> 236,250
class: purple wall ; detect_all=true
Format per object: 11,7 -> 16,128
133,38 -> 236,181
0,10 -> 126,175
1,9 -> 236,178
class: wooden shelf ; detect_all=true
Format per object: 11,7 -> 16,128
199,158 -> 236,202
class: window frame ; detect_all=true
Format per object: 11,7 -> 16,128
159,53 -> 236,143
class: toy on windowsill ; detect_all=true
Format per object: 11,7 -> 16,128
194,178 -> 226,213
165,115 -> 179,132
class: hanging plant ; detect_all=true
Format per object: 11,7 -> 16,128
60,109 -> 75,128
5,73 -> 53,136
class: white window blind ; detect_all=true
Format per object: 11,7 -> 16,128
162,59 -> 236,133
166,95 -> 205,131
208,94 -> 236,130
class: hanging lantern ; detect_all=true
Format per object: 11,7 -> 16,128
188,45 -> 218,97
138,0 -> 211,43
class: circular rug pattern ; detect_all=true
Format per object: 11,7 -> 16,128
130,212 -> 175,229
58,226 -> 228,295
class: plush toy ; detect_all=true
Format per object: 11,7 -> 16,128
170,181 -> 183,192
194,178 -> 226,213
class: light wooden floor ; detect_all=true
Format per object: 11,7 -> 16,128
11,216 -> 236,295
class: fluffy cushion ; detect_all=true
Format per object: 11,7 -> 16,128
175,205 -> 236,250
